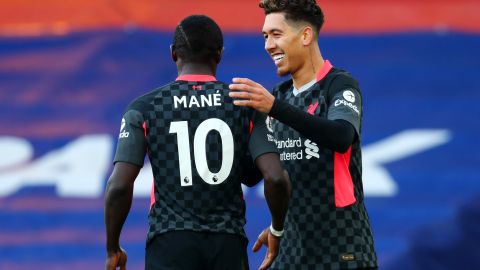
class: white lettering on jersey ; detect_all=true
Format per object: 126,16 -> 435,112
173,91 -> 223,109
274,137 -> 303,161
200,94 -> 213,106
274,138 -> 319,160
280,150 -> 303,161
118,118 -> 129,138
267,134 -> 276,143
173,96 -> 187,108
334,99 -> 360,115
275,137 -> 302,149
265,116 -> 274,133
188,95 -> 200,107
213,91 -> 222,106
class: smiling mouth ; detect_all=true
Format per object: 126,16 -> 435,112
273,54 -> 285,65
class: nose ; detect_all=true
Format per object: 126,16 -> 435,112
264,36 -> 276,52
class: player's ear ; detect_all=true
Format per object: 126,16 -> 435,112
215,47 -> 224,64
301,26 -> 315,46
170,44 -> 178,62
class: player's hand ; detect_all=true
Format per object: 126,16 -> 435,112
105,247 -> 127,270
252,227 -> 281,270
229,78 -> 275,114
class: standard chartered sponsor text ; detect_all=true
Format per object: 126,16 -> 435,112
275,137 -> 302,149
273,137 -> 303,161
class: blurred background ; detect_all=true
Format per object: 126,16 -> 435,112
1,0 -> 480,269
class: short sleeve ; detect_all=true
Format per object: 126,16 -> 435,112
113,109 -> 147,167
327,76 -> 362,135
248,111 -> 278,161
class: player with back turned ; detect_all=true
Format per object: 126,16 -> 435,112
229,1 -> 378,269
104,15 -> 290,270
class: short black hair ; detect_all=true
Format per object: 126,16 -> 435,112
173,15 -> 223,63
259,0 -> 325,34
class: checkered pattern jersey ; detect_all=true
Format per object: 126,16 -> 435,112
114,80 -> 272,242
270,68 -> 378,269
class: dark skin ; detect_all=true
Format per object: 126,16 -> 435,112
104,47 -> 291,270
251,153 -> 291,270
104,162 -> 139,270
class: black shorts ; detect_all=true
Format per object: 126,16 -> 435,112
145,230 -> 249,270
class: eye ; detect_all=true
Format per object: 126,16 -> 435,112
272,32 -> 282,38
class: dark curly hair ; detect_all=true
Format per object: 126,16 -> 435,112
259,0 -> 325,34
173,15 -> 223,63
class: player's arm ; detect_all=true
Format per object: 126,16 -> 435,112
104,162 -> 140,270
269,101 -> 356,152
249,111 -> 290,229
248,111 -> 291,270
255,153 -> 290,230
241,158 -> 263,187
229,77 -> 359,153
252,153 -> 290,270
252,155 -> 291,270
104,108 -> 147,270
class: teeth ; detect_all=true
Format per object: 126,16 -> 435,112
273,54 -> 285,62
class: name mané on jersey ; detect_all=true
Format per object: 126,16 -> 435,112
119,91 -> 224,139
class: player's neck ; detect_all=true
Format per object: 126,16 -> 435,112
291,46 -> 323,89
178,63 -> 216,76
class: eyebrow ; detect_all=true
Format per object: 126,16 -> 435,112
262,28 -> 284,34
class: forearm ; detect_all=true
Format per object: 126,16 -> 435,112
255,153 -> 291,231
104,179 -> 134,253
264,169 -> 290,230
269,99 -> 355,152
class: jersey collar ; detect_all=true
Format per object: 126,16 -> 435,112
316,60 -> 333,82
292,79 -> 317,96
176,74 -> 217,82
291,60 -> 333,96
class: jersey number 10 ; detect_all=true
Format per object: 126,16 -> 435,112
169,118 -> 234,186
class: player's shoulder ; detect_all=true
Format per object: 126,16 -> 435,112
325,68 -> 358,88
214,79 -> 254,114
323,67 -> 360,91
125,82 -> 174,113
272,79 -> 294,96
204,80 -> 230,92
320,68 -> 361,101
210,80 -> 229,87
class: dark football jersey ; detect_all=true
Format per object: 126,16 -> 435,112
113,74 -> 277,242
269,62 -> 378,269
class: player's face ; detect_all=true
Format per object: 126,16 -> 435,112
262,13 -> 305,77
